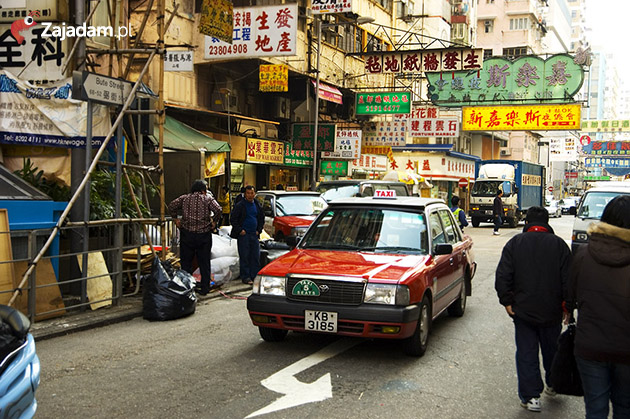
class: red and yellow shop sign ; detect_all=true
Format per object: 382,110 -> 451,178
247,138 -> 284,164
259,64 -> 288,92
462,104 -> 581,131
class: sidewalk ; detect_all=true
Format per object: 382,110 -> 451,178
30,280 -> 252,341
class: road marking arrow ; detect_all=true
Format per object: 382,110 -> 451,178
246,338 -> 359,418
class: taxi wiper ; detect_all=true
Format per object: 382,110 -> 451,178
303,243 -> 361,250
364,246 -> 422,253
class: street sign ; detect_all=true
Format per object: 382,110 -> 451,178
458,178 -> 469,188
72,71 -> 133,106
547,186 -> 553,192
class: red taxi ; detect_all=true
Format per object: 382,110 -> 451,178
247,194 -> 476,356
256,191 -> 327,241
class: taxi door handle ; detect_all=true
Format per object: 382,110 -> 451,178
449,257 -> 454,266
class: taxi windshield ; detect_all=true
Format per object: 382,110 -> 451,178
577,191 -> 630,219
301,207 -> 429,254
320,185 -> 360,201
275,195 -> 327,216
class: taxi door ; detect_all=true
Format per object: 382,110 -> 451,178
256,195 -> 276,236
427,211 -> 458,315
437,209 -> 466,303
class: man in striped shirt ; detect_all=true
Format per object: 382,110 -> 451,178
168,179 -> 222,295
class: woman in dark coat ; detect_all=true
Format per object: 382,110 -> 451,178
568,195 -> 630,419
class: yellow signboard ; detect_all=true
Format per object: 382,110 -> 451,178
204,153 -> 226,178
199,0 -> 233,43
259,65 -> 289,92
462,104 -> 581,131
247,138 -> 284,164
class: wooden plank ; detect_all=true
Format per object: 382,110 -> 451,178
0,209 -> 15,306
78,252 -> 112,310
12,259 -> 66,321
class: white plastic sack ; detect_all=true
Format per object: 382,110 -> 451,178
211,256 -> 238,285
211,234 -> 238,259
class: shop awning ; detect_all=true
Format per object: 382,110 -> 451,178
149,116 -> 231,152
311,80 -> 343,105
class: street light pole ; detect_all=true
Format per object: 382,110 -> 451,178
311,16 -> 322,191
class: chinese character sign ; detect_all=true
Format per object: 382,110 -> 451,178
409,107 -> 459,137
585,157 -> 630,168
259,64 -> 288,92
426,54 -> 585,107
351,154 -> 388,171
549,137 -> 577,161
199,0 -> 233,43
356,92 -> 411,115
332,129 -> 361,159
164,50 -> 193,72
363,121 -> 407,147
582,141 -> 630,156
462,104 -> 581,131
311,0 -> 352,14
581,119 -> 630,133
0,24 -> 69,82
246,138 -> 284,164
291,123 -> 336,152
320,160 -> 348,176
364,48 -> 483,74
284,143 -> 314,167
204,4 -> 297,59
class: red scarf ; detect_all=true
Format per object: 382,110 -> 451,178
526,225 -> 549,233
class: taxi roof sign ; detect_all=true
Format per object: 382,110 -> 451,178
375,189 -> 396,199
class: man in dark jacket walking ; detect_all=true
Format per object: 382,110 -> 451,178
493,189 -> 504,235
495,206 -> 572,412
230,185 -> 265,285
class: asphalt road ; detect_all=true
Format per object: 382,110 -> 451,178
35,215 -> 586,419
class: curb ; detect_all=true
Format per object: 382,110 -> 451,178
31,282 -> 252,341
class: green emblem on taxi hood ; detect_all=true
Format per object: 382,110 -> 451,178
292,279 -> 320,296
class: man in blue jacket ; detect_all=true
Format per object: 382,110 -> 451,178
230,185 -> 265,285
495,206 -> 571,412
450,195 -> 469,231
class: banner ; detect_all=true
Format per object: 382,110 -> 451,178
581,119 -> 630,133
311,0 -> 352,14
364,48 -> 483,74
0,70 -> 111,148
246,138 -> 284,164
204,152 -> 225,177
462,104 -> 581,131
204,4 -> 297,59
284,143 -> 313,167
549,137 -> 577,161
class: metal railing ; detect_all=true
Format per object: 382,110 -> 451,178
0,218 -> 177,323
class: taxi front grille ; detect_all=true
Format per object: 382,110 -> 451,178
286,277 -> 365,305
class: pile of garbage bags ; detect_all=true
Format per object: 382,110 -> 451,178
143,259 -> 197,321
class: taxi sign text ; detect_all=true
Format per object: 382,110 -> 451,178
375,190 -> 396,199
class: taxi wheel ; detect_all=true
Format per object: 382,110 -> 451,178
403,295 -> 431,357
259,326 -> 288,342
447,282 -> 467,317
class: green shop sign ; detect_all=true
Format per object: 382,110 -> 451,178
426,54 -> 585,107
355,92 -> 411,115
320,160 -> 348,176
284,143 -> 314,167
584,176 -> 610,181
292,123 -> 336,152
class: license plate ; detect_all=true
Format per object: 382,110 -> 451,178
485,210 -> 493,215
305,310 -> 338,333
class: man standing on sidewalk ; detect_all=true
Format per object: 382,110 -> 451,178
230,185 -> 264,285
495,206 -> 572,412
168,179 -> 222,295
493,189 -> 504,235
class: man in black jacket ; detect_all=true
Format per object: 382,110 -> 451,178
230,185 -> 265,285
495,206 -> 572,412
493,189 -> 504,235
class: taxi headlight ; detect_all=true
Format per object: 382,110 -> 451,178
364,284 -> 409,305
291,226 -> 308,237
253,276 -> 285,296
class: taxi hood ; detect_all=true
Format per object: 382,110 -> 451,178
274,215 -> 317,227
259,248 -> 430,283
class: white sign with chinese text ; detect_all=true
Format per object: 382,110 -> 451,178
393,154 -> 475,182
0,24 -> 70,82
321,129 -> 361,159
204,4 -> 297,59
409,119 -> 459,137
165,50 -> 193,72
351,154 -> 387,171
363,120 -> 407,147
549,137 -> 578,162
310,0 -> 352,14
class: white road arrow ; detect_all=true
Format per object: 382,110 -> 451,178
246,338 -> 359,418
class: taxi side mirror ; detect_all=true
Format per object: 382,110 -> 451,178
286,236 -> 299,248
433,243 -> 453,255
569,206 -> 577,216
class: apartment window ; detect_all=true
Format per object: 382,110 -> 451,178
509,17 -> 530,30
486,0 -> 494,3
483,49 -> 493,60
451,23 -> 466,39
374,0 -> 392,11
397,0 -> 414,18
484,19 -> 494,33
503,47 -> 529,59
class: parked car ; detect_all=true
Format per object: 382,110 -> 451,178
570,182 -> 630,253
0,305 -> 40,418
316,180 -> 410,202
247,195 -> 477,356
559,197 -> 579,214
545,200 -> 562,218
255,191 -> 327,241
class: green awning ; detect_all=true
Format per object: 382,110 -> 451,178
150,116 -> 231,152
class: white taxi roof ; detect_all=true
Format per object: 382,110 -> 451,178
327,196 -> 444,209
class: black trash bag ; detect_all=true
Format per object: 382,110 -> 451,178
549,323 -> 584,396
143,258 -> 197,321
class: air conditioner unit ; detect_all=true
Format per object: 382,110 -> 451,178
275,97 -> 290,119
211,92 -> 238,112
500,147 -> 512,156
